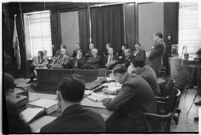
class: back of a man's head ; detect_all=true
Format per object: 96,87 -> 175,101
112,64 -> 127,75
4,73 -> 15,95
155,32 -> 163,39
58,74 -> 85,102
131,57 -> 146,68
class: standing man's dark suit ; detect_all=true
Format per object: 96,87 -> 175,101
148,40 -> 166,75
40,104 -> 105,133
102,74 -> 156,132
133,49 -> 146,61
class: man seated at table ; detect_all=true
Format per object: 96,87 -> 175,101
121,48 -> 132,68
3,73 -> 31,133
103,47 -> 118,69
101,64 -> 156,132
49,48 -> 70,69
83,48 -> 101,69
127,57 -> 160,95
71,43 -> 81,58
71,49 -> 85,69
85,43 -> 95,58
40,75 -> 105,133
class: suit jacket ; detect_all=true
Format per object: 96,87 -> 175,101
102,74 -> 156,132
83,55 -> 101,69
50,54 -> 70,69
122,55 -> 133,68
133,49 -> 146,61
148,40 -> 166,75
71,56 -> 86,69
132,65 -> 160,95
40,104 -> 105,133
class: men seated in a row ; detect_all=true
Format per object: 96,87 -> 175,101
48,41 -> 146,70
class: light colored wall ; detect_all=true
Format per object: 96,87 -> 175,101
138,3 -> 164,51
60,11 -> 80,56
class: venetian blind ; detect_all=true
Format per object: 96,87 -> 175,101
24,10 -> 52,58
178,3 -> 201,60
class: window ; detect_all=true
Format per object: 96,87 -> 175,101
24,10 -> 52,58
178,3 -> 201,60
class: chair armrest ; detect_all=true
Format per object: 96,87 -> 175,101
144,112 -> 172,120
155,95 -> 169,102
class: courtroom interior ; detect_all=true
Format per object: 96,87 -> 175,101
2,1 -> 201,133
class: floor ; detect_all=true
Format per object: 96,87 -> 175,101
15,78 -> 199,133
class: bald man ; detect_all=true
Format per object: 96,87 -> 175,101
83,48 -> 101,69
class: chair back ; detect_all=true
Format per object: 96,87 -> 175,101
166,87 -> 181,114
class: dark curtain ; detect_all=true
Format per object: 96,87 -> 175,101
3,13 -> 16,76
90,5 -> 124,54
50,11 -> 62,55
78,8 -> 90,53
16,15 -> 27,77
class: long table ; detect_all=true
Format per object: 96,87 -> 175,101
36,68 -> 112,91
28,87 -> 114,132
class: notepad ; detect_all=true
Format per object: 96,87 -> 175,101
20,108 -> 45,123
81,97 -> 106,108
27,98 -> 57,114
87,92 -> 104,102
29,116 -> 57,132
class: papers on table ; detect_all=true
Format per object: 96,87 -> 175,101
27,98 -> 57,114
81,97 -> 106,108
29,116 -> 57,132
20,108 -> 45,123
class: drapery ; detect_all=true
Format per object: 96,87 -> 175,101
90,5 -> 124,55
78,8 -> 90,53
50,11 -> 62,55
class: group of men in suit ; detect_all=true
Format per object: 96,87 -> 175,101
4,32 -> 166,133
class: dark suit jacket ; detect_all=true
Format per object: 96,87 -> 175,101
102,74 -> 156,132
133,49 -> 146,61
71,56 -> 86,69
148,40 -> 166,75
122,55 -> 133,68
40,104 -> 105,133
132,65 -> 160,95
83,55 -> 101,69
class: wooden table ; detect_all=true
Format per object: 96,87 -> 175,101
28,91 -> 113,132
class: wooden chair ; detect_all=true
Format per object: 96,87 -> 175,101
144,87 -> 181,132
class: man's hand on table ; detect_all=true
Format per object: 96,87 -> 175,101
102,88 -> 117,95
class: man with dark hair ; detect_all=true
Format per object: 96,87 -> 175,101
40,75 -> 105,133
122,49 -> 132,68
133,43 -> 146,61
117,44 -> 128,62
3,73 -> 31,133
128,57 -> 160,95
102,64 -> 156,132
148,32 -> 166,75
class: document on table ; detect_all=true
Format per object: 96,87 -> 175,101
29,115 -> 57,132
20,108 -> 45,123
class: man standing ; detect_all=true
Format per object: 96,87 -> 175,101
148,32 -> 166,75
102,64 -> 156,132
41,75 -> 105,133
